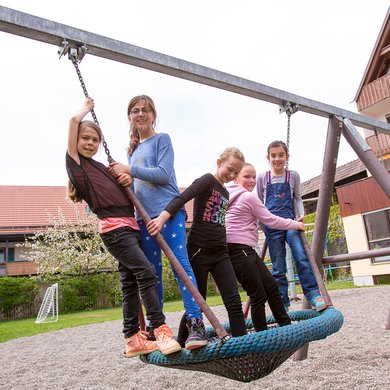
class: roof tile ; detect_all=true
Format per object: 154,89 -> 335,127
0,186 -> 87,233
301,158 -> 367,196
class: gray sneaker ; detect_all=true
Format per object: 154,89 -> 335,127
185,318 -> 210,350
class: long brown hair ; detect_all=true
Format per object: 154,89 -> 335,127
68,120 -> 102,203
267,140 -> 289,157
127,95 -> 157,155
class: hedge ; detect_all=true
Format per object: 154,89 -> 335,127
0,259 -> 219,320
0,277 -> 39,312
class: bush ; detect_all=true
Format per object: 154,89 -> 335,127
1,260 -> 220,320
0,273 -> 122,320
55,272 -> 122,313
0,277 -> 39,311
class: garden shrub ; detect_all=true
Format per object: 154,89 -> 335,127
55,272 -> 121,313
0,277 -> 39,311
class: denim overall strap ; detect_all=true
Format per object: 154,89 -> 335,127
264,170 -> 294,219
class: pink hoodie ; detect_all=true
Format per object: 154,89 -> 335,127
226,183 -> 301,247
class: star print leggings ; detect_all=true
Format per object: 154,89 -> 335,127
137,209 -> 203,320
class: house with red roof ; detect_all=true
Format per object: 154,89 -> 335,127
0,186 -> 87,276
0,185 -> 194,276
336,7 -> 390,285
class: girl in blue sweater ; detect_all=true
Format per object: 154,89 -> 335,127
109,95 -> 208,350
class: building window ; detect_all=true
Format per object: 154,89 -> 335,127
386,114 -> 390,124
8,248 -> 15,262
363,207 -> 390,263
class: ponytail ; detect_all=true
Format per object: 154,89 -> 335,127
67,180 -> 83,203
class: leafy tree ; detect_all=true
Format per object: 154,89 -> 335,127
19,204 -> 116,276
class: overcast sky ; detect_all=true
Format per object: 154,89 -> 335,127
0,1 -> 389,187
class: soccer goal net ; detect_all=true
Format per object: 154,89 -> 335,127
35,283 -> 59,324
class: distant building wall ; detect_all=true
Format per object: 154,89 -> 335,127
343,213 -> 390,286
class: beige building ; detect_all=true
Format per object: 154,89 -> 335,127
340,7 -> 390,286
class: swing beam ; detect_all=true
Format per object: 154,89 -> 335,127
1,5 -> 390,135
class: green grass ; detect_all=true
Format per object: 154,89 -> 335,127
0,293 -> 240,343
0,281 -> 383,343
0,308 -> 124,342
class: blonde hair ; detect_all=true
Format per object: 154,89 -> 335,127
127,95 -> 157,155
68,120 -> 103,203
242,162 -> 254,168
219,147 -> 245,163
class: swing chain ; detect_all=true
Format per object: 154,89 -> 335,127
71,58 -> 114,163
374,128 -> 385,166
286,110 -> 291,152
279,102 -> 298,168
58,40 -> 114,163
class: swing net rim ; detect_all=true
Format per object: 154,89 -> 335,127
140,307 -> 344,383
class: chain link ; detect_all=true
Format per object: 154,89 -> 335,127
70,57 -> 114,163
285,110 -> 292,169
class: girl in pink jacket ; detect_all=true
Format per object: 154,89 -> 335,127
226,163 -> 305,331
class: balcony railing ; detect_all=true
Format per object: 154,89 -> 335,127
366,133 -> 390,157
357,73 -> 390,111
5,260 -> 37,276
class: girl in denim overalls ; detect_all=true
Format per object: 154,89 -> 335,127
256,141 -> 327,312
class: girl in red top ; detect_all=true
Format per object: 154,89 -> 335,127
66,97 -> 181,358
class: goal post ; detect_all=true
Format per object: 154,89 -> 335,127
35,283 -> 59,324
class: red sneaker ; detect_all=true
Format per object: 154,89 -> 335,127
153,324 -> 182,355
124,331 -> 158,358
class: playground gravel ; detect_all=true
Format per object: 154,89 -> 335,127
1,285 -> 389,390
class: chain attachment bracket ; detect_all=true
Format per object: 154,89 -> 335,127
279,101 -> 299,116
58,39 -> 87,63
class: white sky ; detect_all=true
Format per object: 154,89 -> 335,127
0,1 -> 389,187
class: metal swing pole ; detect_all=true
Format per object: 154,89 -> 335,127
293,115 -> 342,361
62,45 -> 229,341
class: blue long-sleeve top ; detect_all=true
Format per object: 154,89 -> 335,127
128,133 -> 182,220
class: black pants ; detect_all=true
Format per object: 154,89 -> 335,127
177,244 -> 247,342
228,243 -> 291,331
101,227 -> 165,338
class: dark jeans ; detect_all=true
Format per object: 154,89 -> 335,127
177,244 -> 247,342
101,227 -> 165,338
228,243 -> 291,331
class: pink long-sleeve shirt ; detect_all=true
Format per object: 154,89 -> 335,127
226,183 -> 301,247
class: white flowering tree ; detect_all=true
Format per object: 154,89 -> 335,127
20,206 -> 116,276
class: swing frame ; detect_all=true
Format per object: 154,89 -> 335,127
1,5 -> 389,366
